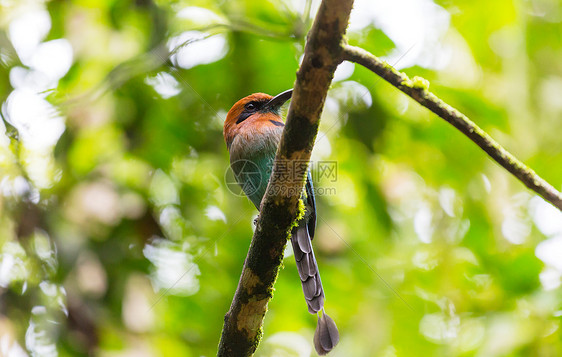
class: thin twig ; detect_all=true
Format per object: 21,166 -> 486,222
342,44 -> 562,211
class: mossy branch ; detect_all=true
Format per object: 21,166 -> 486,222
217,0 -> 354,356
342,44 -> 562,211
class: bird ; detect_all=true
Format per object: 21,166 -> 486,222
223,90 -> 339,355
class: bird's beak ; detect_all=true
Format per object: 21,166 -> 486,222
265,89 -> 293,111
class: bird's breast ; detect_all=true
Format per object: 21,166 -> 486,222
229,125 -> 282,208
229,125 -> 282,163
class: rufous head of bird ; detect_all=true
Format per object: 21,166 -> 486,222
223,90 -> 292,150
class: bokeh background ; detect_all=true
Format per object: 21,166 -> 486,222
1,0 -> 562,356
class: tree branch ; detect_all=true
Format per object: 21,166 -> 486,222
342,44 -> 562,211
217,0 -> 354,355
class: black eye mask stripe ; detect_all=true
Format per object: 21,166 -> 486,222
236,111 -> 253,124
236,99 -> 270,124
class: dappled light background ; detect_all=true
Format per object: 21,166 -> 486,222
1,0 -> 562,356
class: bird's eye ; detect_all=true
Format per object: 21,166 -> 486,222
245,102 -> 256,110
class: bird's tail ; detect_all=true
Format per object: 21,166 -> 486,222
291,220 -> 339,355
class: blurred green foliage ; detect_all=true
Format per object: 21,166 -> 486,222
1,0 -> 562,356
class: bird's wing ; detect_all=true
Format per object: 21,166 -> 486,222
305,171 -> 316,240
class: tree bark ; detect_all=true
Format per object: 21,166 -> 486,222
217,1 -> 355,356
